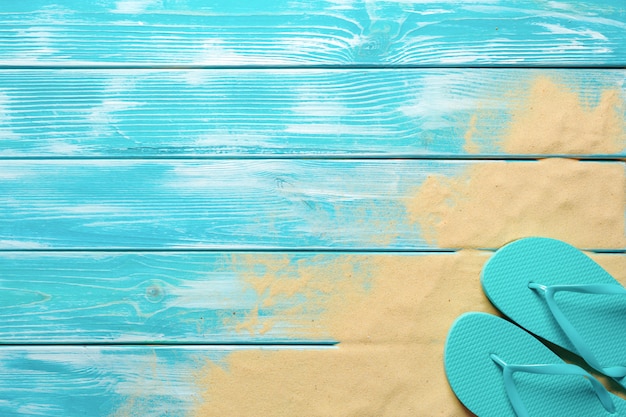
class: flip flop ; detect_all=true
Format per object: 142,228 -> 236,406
444,312 -> 626,417
481,237 -> 626,389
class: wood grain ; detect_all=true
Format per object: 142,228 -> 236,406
1,251 -> 623,346
0,69 -> 624,158
1,160 -> 624,251
0,159 -> 456,250
0,344 -> 285,416
0,251 -> 340,344
1,1 -> 625,67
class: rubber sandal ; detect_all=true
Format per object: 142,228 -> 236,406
444,312 -> 626,417
481,237 -> 626,389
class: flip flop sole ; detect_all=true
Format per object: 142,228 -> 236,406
481,237 -> 626,386
444,312 -> 626,417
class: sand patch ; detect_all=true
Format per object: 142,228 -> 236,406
221,254 -> 373,340
464,75 -> 626,154
406,158 -> 626,249
194,252 -> 494,417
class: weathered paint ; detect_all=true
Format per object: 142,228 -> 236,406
0,69 -> 623,158
0,251 -> 346,344
0,345 -> 315,416
0,1 -> 625,67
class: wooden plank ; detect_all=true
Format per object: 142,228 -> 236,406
1,1 -> 625,67
0,251 -> 341,344
0,159 -> 455,250
0,345 -> 259,416
1,159 -> 625,251
0,250 -> 623,344
0,69 -> 624,158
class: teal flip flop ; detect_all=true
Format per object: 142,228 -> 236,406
444,312 -> 626,417
481,237 -> 626,389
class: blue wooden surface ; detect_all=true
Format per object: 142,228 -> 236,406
1,0 -> 626,415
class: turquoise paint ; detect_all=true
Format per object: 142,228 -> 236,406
0,159 -> 470,250
0,69 -> 624,158
0,1 -> 625,67
0,346 -> 247,416
0,251 -> 350,343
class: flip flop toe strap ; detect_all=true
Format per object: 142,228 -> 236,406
490,354 -> 616,416
528,283 -> 626,379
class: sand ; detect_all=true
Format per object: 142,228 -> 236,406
464,75 -> 626,154
501,76 -> 625,154
406,158 -> 626,249
193,251 -> 625,417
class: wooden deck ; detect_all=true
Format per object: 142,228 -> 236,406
1,1 -> 625,415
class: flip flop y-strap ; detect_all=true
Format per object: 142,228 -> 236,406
528,282 -> 626,379
490,353 -> 616,417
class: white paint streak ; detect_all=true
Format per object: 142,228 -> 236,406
16,404 -> 60,415
43,142 -> 84,155
21,348 -> 200,404
87,99 -> 144,138
195,39 -> 247,65
466,5 -> 626,29
546,1 -> 575,11
194,132 -> 276,148
291,102 -> 350,118
417,8 -> 454,15
63,204 -> 126,215
177,70 -> 208,86
398,73 -> 479,129
291,84 -> 351,118
438,55 -> 480,64
167,278 -> 255,309
395,0 -> 497,3
0,167 -> 35,180
166,161 -> 291,191
0,92 -> 19,141
326,0 -> 357,10
536,23 -> 608,41
114,0 -> 160,13
284,124 -> 393,135
12,28 -> 59,61
0,240 -> 50,249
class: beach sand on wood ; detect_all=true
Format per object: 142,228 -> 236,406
192,251 -> 626,417
464,75 -> 626,154
406,158 -> 626,249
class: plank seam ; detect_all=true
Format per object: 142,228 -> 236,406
1,65 -> 626,70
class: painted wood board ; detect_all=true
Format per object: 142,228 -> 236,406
0,69 -> 624,158
2,159 -> 624,251
0,251 -> 343,344
1,250 -> 622,345
0,159 -> 450,250
0,345 -> 267,416
1,1 -> 625,67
